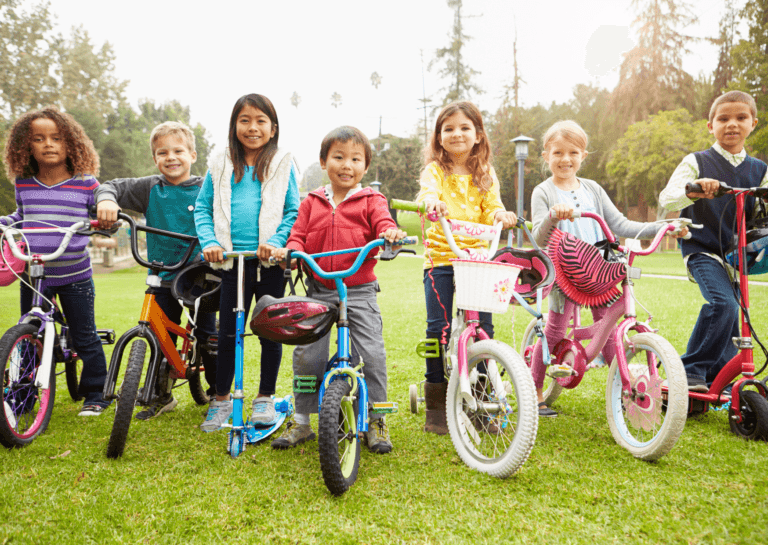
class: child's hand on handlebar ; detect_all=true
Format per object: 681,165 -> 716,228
686,178 -> 721,199
493,210 -> 518,229
549,204 -> 576,221
380,228 -> 408,244
423,199 -> 448,218
203,245 -> 225,263
96,200 -> 120,229
257,243 -> 275,262
269,247 -> 291,268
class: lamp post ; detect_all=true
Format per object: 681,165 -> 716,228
511,135 -> 534,248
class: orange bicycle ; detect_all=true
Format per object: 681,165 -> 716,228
103,213 -> 220,458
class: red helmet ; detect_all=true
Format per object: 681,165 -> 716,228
0,239 -> 27,287
492,246 -> 555,304
250,295 -> 338,345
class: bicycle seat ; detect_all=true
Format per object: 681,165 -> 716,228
547,229 -> 626,307
491,246 -> 555,304
250,295 -> 338,345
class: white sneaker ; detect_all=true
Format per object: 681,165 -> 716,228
200,397 -> 233,432
250,396 -> 278,426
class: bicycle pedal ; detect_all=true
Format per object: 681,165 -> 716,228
547,364 -> 575,379
416,339 -> 440,358
370,402 -> 398,414
293,375 -> 318,393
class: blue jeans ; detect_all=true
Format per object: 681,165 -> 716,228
217,260 -> 285,397
20,279 -> 109,407
682,253 -> 739,383
423,266 -> 493,383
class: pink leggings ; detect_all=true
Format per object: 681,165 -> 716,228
531,299 -> 617,389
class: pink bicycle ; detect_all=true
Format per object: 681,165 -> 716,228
521,211 -> 692,461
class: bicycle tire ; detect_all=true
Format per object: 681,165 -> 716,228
106,339 -> 146,458
446,339 -> 538,478
187,348 -> 210,406
729,390 -> 768,441
0,324 -> 56,448
605,332 -> 687,461
318,379 -> 360,495
521,317 -> 563,406
65,356 -> 83,402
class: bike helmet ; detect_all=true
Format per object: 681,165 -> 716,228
725,226 -> 768,276
492,246 -> 556,304
171,262 -> 222,313
249,295 -> 338,345
547,229 -> 626,308
0,239 -> 27,287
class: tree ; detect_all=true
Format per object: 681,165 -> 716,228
430,0 -> 482,107
712,0 -> 738,98
361,135 -> 422,201
302,162 -> 324,192
606,109 -> 711,220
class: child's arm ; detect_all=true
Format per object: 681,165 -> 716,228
416,163 -> 448,217
480,168 -> 509,225
658,153 -> 724,211
194,171 -> 224,262
530,184 -> 560,247
95,176 -> 155,228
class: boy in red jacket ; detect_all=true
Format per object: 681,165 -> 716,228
270,126 -> 406,453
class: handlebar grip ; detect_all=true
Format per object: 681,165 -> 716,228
549,209 -> 581,219
685,181 -> 731,197
391,199 -> 426,213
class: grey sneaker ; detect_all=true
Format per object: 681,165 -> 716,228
271,421 -> 316,449
200,397 -> 233,432
250,396 -> 278,426
136,395 -> 177,421
364,418 -> 392,454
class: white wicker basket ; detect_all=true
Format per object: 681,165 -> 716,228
451,259 -> 522,313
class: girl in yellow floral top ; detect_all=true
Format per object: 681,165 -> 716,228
415,101 -> 517,435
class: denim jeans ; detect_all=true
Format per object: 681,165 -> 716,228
217,260 -> 285,397
682,253 -> 739,383
423,266 -> 493,383
21,279 -> 109,407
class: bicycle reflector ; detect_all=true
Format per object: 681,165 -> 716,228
171,262 -> 222,312
491,246 -> 555,304
725,227 -> 768,276
250,295 -> 338,345
0,239 -> 26,287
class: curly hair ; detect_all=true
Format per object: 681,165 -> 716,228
423,101 -> 493,192
3,106 -> 100,180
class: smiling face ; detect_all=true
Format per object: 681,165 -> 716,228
29,118 -> 67,174
542,136 -> 587,185
153,134 -> 197,184
235,104 -> 276,164
439,110 -> 481,163
708,102 -> 758,154
320,140 -> 369,201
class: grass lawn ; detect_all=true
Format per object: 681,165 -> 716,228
0,254 -> 767,544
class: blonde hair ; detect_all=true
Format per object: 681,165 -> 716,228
542,120 -> 588,153
150,121 -> 196,155
708,90 -> 757,123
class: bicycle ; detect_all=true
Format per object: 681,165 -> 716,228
0,219 -> 116,448
103,213 -> 219,458
392,199 -> 539,478
253,235 -> 417,495
683,181 -> 768,440
520,210 -> 692,460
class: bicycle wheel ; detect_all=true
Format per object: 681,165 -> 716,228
446,339 -> 538,478
187,348 -> 210,406
729,390 -> 768,441
106,339 -> 147,458
521,317 -> 562,406
318,379 -> 360,496
605,332 -> 687,461
64,355 -> 83,402
0,324 -> 56,448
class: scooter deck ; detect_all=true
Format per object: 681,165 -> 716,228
245,395 -> 294,444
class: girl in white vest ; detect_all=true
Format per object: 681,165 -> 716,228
194,94 -> 300,431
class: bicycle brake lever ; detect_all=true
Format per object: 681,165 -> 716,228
379,240 -> 416,261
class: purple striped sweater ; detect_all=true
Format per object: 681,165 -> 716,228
0,175 -> 99,287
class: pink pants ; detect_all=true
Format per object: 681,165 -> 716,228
531,299 -> 617,389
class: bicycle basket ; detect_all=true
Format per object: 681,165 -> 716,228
170,262 -> 222,313
249,295 -> 338,345
450,259 -> 522,314
0,239 -> 27,287
491,246 -> 555,304
725,227 -> 768,275
547,229 -> 626,308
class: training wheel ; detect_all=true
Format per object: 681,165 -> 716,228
409,384 -> 419,414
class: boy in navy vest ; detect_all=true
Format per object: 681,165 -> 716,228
660,91 -> 768,392
95,121 -> 217,418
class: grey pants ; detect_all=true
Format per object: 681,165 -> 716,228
292,281 -> 387,418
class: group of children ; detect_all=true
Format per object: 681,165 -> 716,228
2,89 -> 763,451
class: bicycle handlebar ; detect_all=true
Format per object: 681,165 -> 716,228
0,220 -> 120,263
391,199 -> 534,230
685,181 -> 768,200
117,212 -> 199,273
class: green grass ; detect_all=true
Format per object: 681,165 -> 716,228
0,261 -> 767,544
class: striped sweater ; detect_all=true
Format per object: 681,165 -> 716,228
0,175 -> 98,286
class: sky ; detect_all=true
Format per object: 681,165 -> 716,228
48,0 -> 730,175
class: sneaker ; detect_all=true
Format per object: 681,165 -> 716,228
538,402 -> 558,418
687,376 -> 708,393
271,420 -> 316,449
586,354 -> 608,370
364,418 -> 393,454
135,395 -> 178,421
78,404 -> 106,416
250,396 -> 278,426
200,397 -> 233,432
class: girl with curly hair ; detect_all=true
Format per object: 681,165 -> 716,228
1,106 -> 111,415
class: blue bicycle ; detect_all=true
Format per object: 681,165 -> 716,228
253,235 -> 417,495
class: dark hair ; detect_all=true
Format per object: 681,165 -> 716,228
228,94 -> 279,183
319,126 -> 372,168
708,90 -> 758,122
424,101 -> 492,192
4,106 -> 99,180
